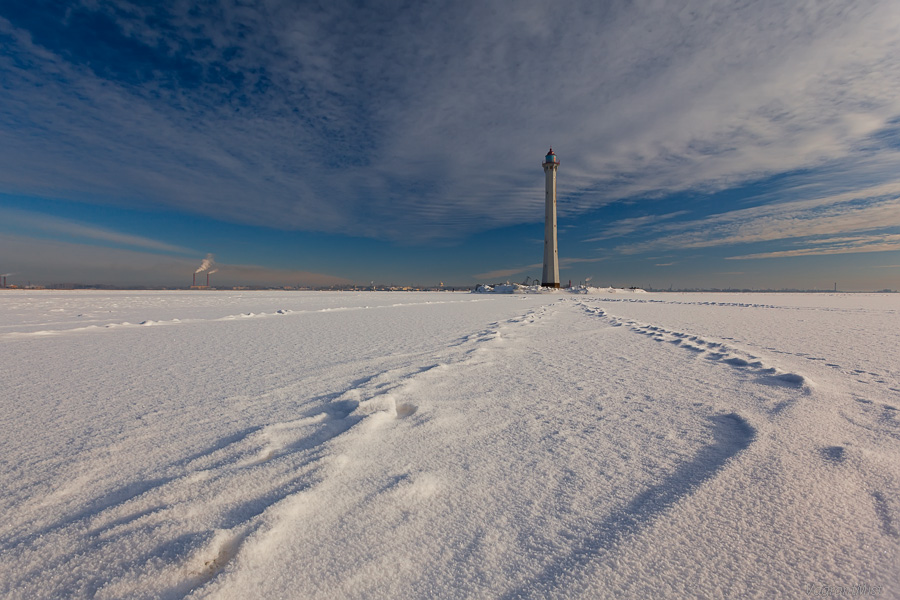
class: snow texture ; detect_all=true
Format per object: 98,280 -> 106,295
0,290 -> 898,598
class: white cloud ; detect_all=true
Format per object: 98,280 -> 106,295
727,234 -> 900,260
2,1 -> 900,241
617,183 -> 900,255
585,211 -> 690,242
0,208 -> 194,254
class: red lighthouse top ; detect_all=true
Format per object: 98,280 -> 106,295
544,148 -> 559,164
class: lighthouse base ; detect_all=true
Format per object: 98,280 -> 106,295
542,282 -> 560,289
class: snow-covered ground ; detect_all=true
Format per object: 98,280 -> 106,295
1,290 -> 897,599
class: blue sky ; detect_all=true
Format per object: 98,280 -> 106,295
2,0 -> 900,289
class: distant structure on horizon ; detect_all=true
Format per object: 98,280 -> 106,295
191,255 -> 217,290
542,148 -> 560,288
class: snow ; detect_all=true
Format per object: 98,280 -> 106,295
1,290 -> 898,598
473,283 -> 645,294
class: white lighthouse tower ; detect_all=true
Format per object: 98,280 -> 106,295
542,148 -> 560,288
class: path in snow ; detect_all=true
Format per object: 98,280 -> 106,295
0,291 -> 897,598
198,299 -> 758,598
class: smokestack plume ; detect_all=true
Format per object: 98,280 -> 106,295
193,254 -> 214,287
207,269 -> 218,287
195,254 -> 215,274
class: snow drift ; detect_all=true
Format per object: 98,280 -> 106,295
0,290 -> 897,598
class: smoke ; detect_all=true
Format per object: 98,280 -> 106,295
195,254 -> 215,274
208,269 -> 218,275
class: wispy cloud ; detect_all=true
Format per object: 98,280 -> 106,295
474,263 -> 542,281
209,263 -> 350,287
617,183 -> 900,256
1,208 -> 194,254
473,256 -> 605,280
0,233 -> 349,286
727,234 -> 900,260
585,211 -> 689,242
561,257 -> 607,267
2,1 -> 900,242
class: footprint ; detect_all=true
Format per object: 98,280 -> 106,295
770,373 -> 806,387
872,491 -> 899,538
723,357 -> 750,367
395,403 -> 418,418
186,529 -> 248,590
820,446 -> 845,464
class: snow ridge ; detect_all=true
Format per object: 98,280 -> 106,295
579,302 -> 811,393
0,307 -> 522,598
2,291 -> 898,599
504,413 -> 755,599
0,297 -> 495,339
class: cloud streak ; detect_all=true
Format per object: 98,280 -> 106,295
615,183 -> 900,256
585,211 -> 690,242
0,208 -> 194,254
474,257 -> 605,280
2,0 -> 900,243
474,264 -> 543,281
727,234 -> 900,260
0,233 -> 349,287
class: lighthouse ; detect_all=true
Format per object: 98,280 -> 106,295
542,148 -> 560,288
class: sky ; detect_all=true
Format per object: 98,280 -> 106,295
2,0 -> 900,290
